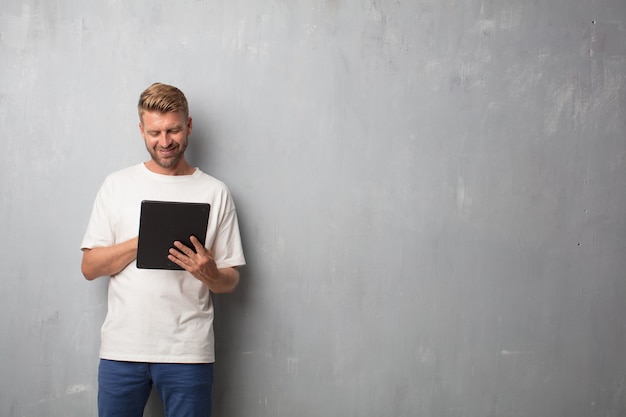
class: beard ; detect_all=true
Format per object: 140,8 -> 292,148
147,139 -> 188,169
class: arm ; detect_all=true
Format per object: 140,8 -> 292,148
81,237 -> 139,281
169,236 -> 240,293
204,266 -> 240,294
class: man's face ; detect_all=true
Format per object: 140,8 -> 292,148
139,110 -> 192,172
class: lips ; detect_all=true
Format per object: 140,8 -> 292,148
158,146 -> 177,157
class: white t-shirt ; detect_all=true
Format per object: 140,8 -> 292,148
81,163 -> 246,363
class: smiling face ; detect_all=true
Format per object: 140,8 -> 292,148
139,110 -> 193,175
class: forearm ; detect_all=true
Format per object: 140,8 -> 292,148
81,237 -> 139,280
205,267 -> 240,294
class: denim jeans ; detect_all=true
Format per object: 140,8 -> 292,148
98,359 -> 214,417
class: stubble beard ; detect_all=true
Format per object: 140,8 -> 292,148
148,140 -> 188,169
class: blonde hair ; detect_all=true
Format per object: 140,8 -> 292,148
138,83 -> 189,121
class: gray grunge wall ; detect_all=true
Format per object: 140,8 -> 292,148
1,1 -> 625,416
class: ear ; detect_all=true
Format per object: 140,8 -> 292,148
187,117 -> 193,136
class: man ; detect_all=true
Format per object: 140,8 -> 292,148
81,83 -> 246,417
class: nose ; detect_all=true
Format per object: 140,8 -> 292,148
157,132 -> 172,148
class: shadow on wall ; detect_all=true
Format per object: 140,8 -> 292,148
143,390 -> 165,417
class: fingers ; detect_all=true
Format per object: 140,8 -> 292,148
170,237 -> 212,260
167,242 -> 194,270
172,240 -> 194,256
172,237 -> 207,254
168,244 -> 188,265
189,235 -> 205,253
168,237 -> 218,283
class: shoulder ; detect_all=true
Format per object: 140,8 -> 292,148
192,170 -> 238,211
193,169 -> 230,192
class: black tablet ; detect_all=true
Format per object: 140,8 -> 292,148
136,200 -> 211,270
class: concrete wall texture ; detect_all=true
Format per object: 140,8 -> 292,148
1,1 -> 626,416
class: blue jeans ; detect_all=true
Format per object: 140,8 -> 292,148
98,359 -> 214,417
